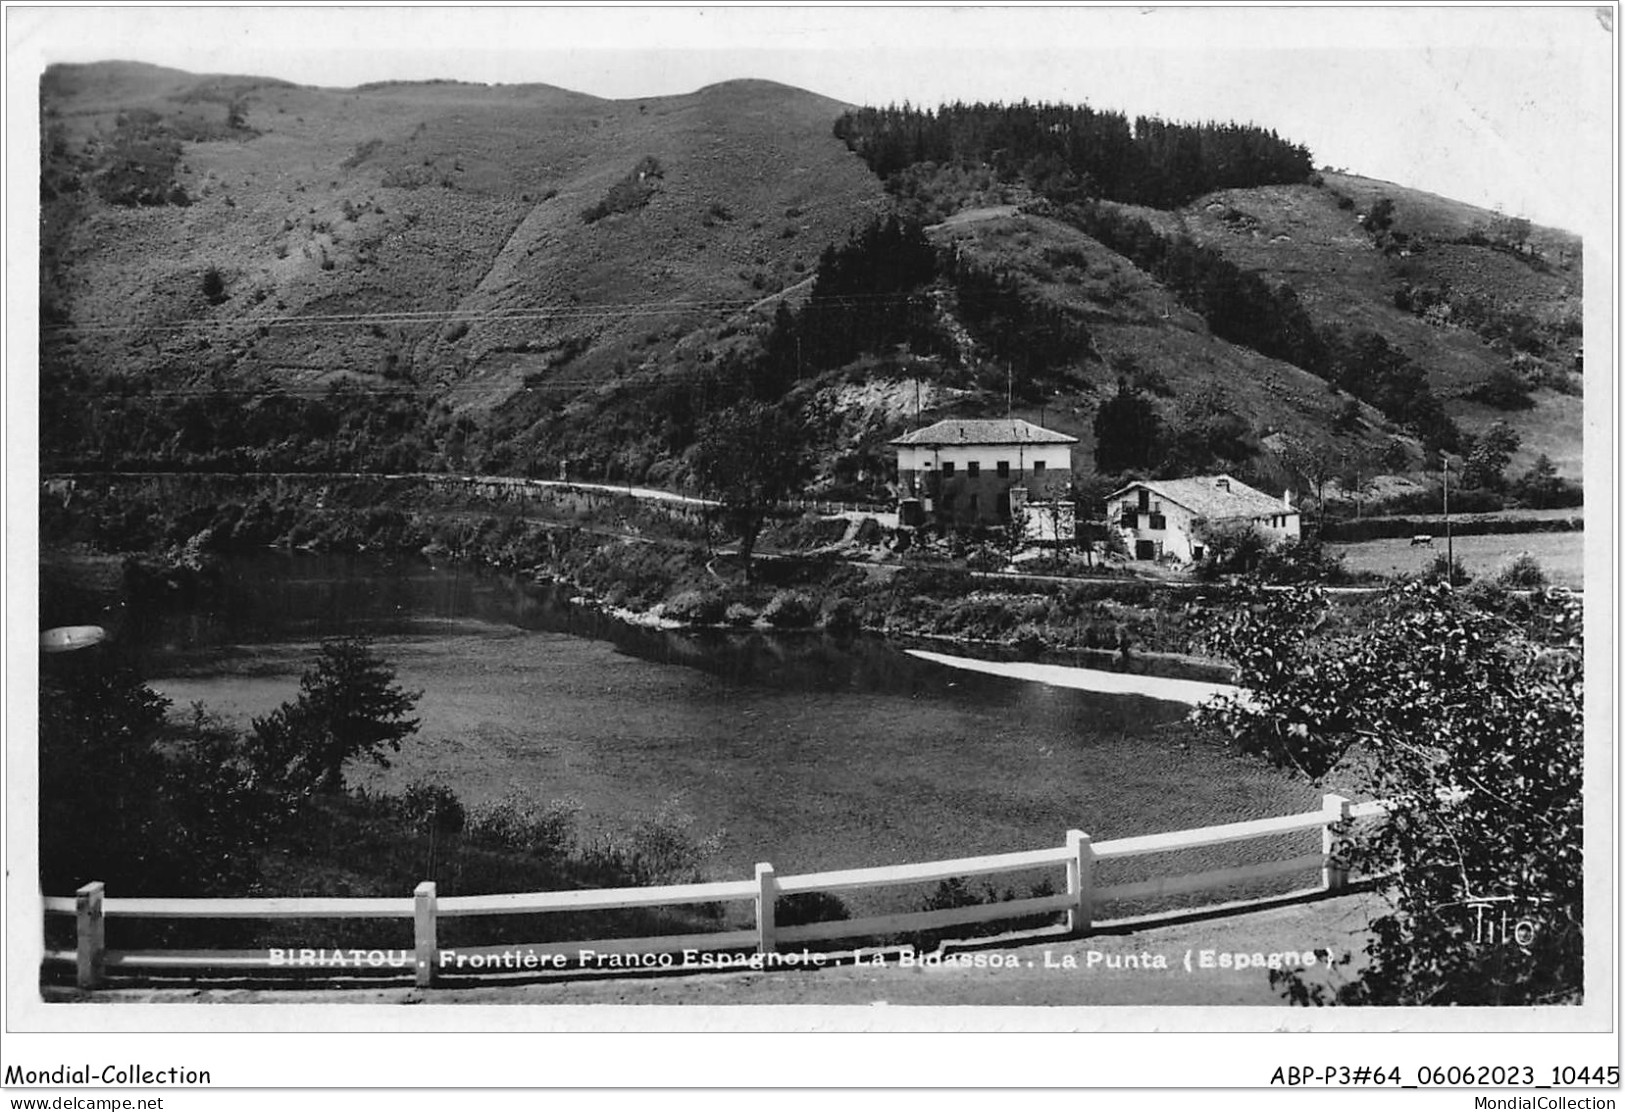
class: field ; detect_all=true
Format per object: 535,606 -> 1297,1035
1329,531 -> 1586,588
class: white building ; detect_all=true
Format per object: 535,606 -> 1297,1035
892,418 -> 1076,529
1107,474 -> 1299,562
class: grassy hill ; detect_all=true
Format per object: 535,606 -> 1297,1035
1147,173 -> 1583,476
39,62 -> 1584,492
41,64 -> 887,403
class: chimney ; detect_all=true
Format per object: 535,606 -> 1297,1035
1283,489 -> 1294,508
1215,477 -> 1230,492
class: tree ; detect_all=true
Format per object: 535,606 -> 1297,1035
1461,420 -> 1521,491
1160,388 -> 1255,476
39,656 -> 281,895
1198,583 -> 1582,1004
201,265 -> 227,305
1365,197 -> 1396,234
1275,435 -> 1337,528
1093,378 -> 1162,474
1193,520 -> 1269,580
250,637 -> 421,793
1337,445 -> 1380,520
1512,453 -> 1567,508
691,400 -> 814,582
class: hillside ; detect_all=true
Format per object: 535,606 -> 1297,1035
39,62 -> 1584,495
41,63 -> 888,402
1128,173 -> 1583,476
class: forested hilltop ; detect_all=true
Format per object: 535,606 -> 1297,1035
834,102 -> 1313,209
39,63 -> 1581,514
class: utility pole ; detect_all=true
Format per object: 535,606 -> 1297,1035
1443,456 -> 1453,586
1006,361 -> 1012,417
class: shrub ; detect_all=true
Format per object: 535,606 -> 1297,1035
663,589 -> 727,625
1426,552 -> 1473,586
465,792 -> 581,861
201,266 -> 228,305
965,545 -> 1008,572
584,796 -> 722,887
762,590 -> 818,628
723,602 -> 759,627
1496,553 -> 1548,590
1195,523 -> 1270,580
904,877 -> 1063,954
776,891 -> 851,928
1254,537 -> 1348,585
582,155 -> 664,223
396,778 -> 465,836
820,596 -> 861,635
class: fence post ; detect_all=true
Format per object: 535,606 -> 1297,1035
414,881 -> 437,988
755,863 -> 777,955
1065,831 -> 1094,935
76,881 -> 105,990
1321,794 -> 1351,891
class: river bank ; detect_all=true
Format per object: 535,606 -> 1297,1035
40,473 -> 1240,664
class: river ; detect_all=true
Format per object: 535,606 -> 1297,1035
137,553 -> 1319,895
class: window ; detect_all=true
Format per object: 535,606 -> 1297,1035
942,461 -> 955,477
969,493 -> 980,515
1137,489 -> 1150,511
1149,513 -> 1167,530
967,461 -> 980,477
996,460 -> 1010,478
1032,461 -> 1046,475
1120,509 -> 1137,528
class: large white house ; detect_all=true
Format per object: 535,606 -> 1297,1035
892,418 -> 1076,529
1108,474 -> 1299,562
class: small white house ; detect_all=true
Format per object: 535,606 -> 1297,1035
1107,474 -> 1299,563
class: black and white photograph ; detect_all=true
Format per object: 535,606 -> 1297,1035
5,1 -> 1616,1097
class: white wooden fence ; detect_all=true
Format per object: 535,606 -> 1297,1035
45,794 -> 1388,990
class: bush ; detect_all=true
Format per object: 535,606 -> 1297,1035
776,891 -> 851,928
1426,552 -> 1473,586
762,590 -> 819,628
1495,553 -> 1548,590
201,266 -> 228,305
395,778 -> 466,836
965,545 -> 1008,572
723,602 -> 759,627
581,156 -> 664,223
1195,523 -> 1270,580
663,589 -> 727,625
1254,537 -> 1348,585
819,596 -> 861,635
904,877 -> 1063,954
583,796 -> 722,887
465,792 -> 581,861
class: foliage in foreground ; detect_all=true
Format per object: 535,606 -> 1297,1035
1199,582 -> 1582,1005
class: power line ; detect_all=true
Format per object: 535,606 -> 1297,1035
40,290 -> 967,340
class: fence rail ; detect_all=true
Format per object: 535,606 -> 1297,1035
45,794 -> 1387,990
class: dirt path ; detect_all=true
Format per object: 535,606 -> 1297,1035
56,893 -> 1380,1008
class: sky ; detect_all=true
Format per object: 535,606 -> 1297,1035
6,4 -> 1615,235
